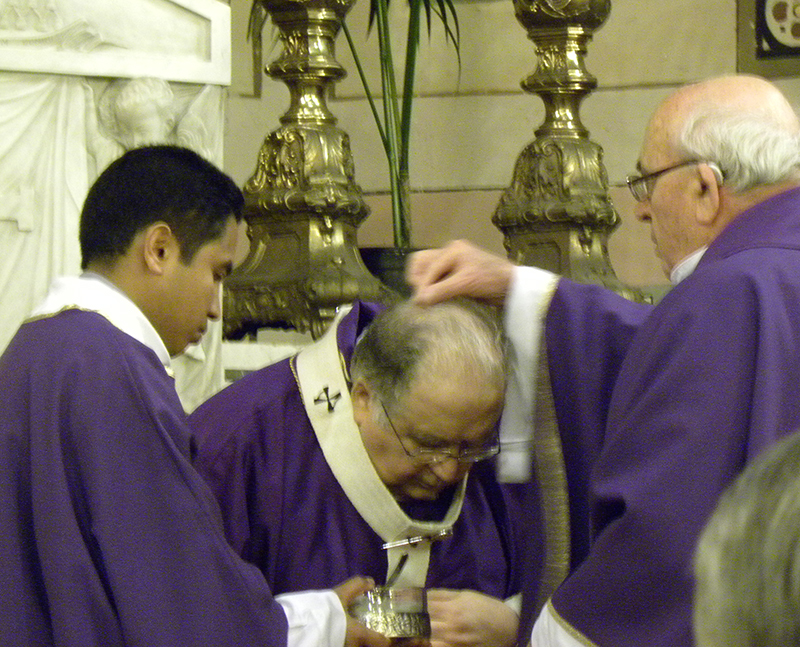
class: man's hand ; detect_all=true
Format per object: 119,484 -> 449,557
427,589 -> 519,647
334,577 -> 391,647
406,240 -> 514,308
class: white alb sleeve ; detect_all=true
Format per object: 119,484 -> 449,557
504,592 -> 522,615
530,601 -> 593,646
276,590 -> 347,647
497,265 -> 559,483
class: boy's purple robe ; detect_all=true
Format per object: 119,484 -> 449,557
190,301 -> 524,598
0,310 -> 288,646
521,186 -> 800,645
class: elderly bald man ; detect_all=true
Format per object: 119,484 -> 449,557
405,75 -> 800,646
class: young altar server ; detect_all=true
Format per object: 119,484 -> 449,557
0,145 -> 387,647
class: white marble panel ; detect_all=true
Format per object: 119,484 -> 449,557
0,74 -> 89,355
221,330 -> 312,384
0,0 -> 230,84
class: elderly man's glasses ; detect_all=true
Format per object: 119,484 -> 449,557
379,401 -> 500,465
626,160 -> 722,202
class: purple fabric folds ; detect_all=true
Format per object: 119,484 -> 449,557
0,309 -> 288,646
524,186 -> 800,645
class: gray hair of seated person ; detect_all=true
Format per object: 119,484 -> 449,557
694,431 -> 800,647
349,299 -> 506,414
676,104 -> 800,193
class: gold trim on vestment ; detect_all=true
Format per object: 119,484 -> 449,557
531,340 -> 571,613
529,275 -> 571,615
547,600 -> 598,646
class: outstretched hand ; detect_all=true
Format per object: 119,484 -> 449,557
427,589 -> 519,647
406,240 -> 514,308
334,577 -> 391,647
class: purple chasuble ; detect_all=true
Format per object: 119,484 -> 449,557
523,186 -> 800,645
190,301 -> 524,597
0,310 -> 288,646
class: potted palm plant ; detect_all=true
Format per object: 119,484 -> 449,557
246,0 -> 461,294
341,0 -> 461,252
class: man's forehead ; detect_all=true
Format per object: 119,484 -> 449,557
399,377 -> 503,420
637,126 -> 675,171
642,95 -> 689,155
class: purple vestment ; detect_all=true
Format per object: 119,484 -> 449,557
190,301 -> 524,598
0,309 -> 288,646
522,186 -> 800,645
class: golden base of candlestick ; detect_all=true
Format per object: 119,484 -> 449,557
224,0 -> 395,340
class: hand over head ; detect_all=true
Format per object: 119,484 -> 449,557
405,240 -> 514,308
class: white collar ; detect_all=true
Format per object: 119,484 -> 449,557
31,272 -> 172,369
670,246 -> 708,285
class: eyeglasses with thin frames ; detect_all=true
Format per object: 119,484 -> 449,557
625,160 -> 722,202
379,401 -> 500,465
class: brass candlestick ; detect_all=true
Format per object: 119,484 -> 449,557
224,0 -> 391,340
493,0 -> 644,300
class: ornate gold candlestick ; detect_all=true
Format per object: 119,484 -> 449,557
224,0 -> 391,340
493,0 -> 643,300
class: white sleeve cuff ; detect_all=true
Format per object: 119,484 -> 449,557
276,590 -> 347,647
504,592 -> 522,615
531,602 -> 592,647
506,265 -> 558,333
498,265 -> 558,483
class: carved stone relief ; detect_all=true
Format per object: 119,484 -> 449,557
0,0 -> 230,83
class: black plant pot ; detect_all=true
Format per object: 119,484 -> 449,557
359,247 -> 416,298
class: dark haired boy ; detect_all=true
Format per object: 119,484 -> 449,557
0,146 -> 386,647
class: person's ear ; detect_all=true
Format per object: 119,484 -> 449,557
142,222 -> 177,275
350,379 -> 372,426
695,163 -> 722,226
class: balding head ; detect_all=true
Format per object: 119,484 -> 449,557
350,298 -> 506,411
643,75 -> 800,193
349,299 -> 507,501
657,75 -> 799,136
633,76 -> 800,276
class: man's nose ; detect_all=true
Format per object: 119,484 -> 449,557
634,200 -> 651,223
208,291 -> 222,321
429,457 -> 464,484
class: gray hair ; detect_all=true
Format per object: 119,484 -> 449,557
694,431 -> 800,647
676,105 -> 800,193
349,299 -> 506,413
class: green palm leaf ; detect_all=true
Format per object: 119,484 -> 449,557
250,0 -> 461,249
344,0 -> 461,249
